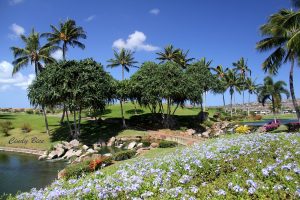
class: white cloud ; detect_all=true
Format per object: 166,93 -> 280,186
8,23 -> 25,39
9,0 -> 24,5
149,8 -> 160,15
51,49 -> 63,61
112,31 -> 159,52
0,61 -> 35,91
85,15 -> 96,22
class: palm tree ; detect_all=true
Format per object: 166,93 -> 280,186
257,76 -> 289,120
42,19 -> 86,60
245,77 -> 259,116
42,19 -> 86,123
210,65 -> 228,107
107,48 -> 138,128
156,44 -> 181,63
233,57 -> 251,111
256,9 -> 300,121
10,28 -> 58,134
223,69 -> 241,117
175,49 -> 194,69
11,29 -> 57,75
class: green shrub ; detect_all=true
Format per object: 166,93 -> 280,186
179,126 -> 188,131
21,123 -> 32,133
64,160 -> 91,180
141,140 -> 151,147
25,109 -> 34,114
286,122 -> 300,132
159,140 -> 177,148
202,120 -> 213,128
113,150 -> 136,161
0,121 -> 13,136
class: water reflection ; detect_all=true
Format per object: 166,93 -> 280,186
0,151 -> 67,195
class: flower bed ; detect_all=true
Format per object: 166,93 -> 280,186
12,133 -> 300,199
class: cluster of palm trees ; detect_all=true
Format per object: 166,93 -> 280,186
11,19 -> 86,134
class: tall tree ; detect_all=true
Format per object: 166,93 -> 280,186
257,9 -> 300,121
210,65 -> 228,107
107,48 -> 138,128
10,28 -> 57,134
42,19 -> 86,60
245,77 -> 259,116
175,49 -> 194,69
257,76 -> 289,120
42,19 -> 87,123
223,69 -> 241,117
233,57 -> 251,110
156,44 -> 181,63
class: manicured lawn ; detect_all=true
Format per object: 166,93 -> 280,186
0,113 -> 61,150
0,103 -> 211,150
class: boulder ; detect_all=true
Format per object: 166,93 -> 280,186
107,137 -> 116,147
47,150 -> 58,159
82,145 -> 89,151
103,153 -> 112,157
150,142 -> 159,148
213,129 -> 224,137
38,155 -> 47,160
93,144 -> 101,151
137,147 -> 150,155
69,139 -> 80,147
58,169 -> 66,179
186,129 -> 196,136
136,143 -> 143,149
201,131 -> 210,138
54,143 -> 63,149
116,144 -> 124,149
75,150 -> 82,157
127,141 -> 137,150
63,149 -> 76,159
91,154 -> 102,159
56,147 -> 65,158
87,148 -> 96,154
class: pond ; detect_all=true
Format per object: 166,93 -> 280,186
0,151 -> 67,196
242,119 -> 298,127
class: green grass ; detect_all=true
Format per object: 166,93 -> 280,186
0,113 -> 60,150
0,103 -> 213,150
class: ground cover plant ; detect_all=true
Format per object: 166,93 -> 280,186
11,132 -> 300,199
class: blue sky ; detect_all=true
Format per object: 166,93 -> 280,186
0,0 -> 298,108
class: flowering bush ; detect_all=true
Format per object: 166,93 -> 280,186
89,156 -> 112,171
235,125 -> 251,134
263,120 -> 280,132
286,122 -> 300,132
13,133 -> 300,200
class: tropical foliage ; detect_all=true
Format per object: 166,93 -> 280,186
28,59 -> 115,138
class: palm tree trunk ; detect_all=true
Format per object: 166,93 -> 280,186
248,92 -> 251,116
203,92 -> 206,112
120,99 -> 126,128
42,105 -> 49,135
120,65 -> 126,128
60,42 -> 67,124
271,96 -> 276,121
230,93 -> 233,117
242,90 -> 245,114
290,58 -> 300,122
222,93 -> 226,107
